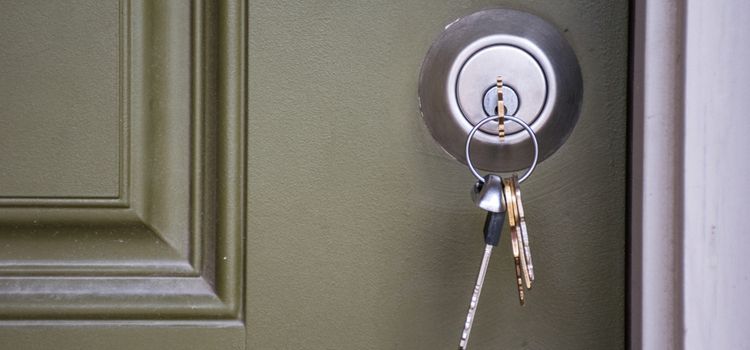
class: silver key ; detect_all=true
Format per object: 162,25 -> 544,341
460,244 -> 493,349
460,174 -> 506,349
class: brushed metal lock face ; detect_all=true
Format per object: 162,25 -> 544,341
483,85 -> 519,117
458,45 -> 546,135
418,9 -> 583,172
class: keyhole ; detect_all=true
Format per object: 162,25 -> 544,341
483,85 -> 519,117
493,106 -> 508,116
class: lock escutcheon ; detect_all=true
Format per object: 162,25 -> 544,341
418,9 -> 583,172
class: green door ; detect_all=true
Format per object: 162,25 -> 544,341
0,0 -> 627,349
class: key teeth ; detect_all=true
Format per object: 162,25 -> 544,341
497,75 -> 505,141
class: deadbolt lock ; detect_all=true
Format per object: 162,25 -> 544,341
419,9 -> 583,172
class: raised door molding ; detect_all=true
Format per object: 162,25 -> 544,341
0,0 -> 245,320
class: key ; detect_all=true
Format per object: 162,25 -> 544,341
460,174 -> 506,350
497,76 -> 505,141
504,177 -> 526,305
513,174 -> 535,283
471,173 -> 505,213
508,176 -> 532,290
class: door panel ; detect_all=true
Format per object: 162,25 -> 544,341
0,324 -> 245,350
0,0 -> 626,348
246,0 -> 626,349
0,0 -> 242,322
0,0 -> 120,198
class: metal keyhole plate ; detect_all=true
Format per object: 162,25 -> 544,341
483,85 -> 519,119
458,45 -> 546,135
418,9 -> 583,172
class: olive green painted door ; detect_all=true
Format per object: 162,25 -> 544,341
0,0 -> 626,349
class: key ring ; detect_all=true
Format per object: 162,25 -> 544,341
465,115 -> 539,183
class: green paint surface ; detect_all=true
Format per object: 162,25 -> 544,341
246,0 -> 627,349
0,0 -> 120,198
0,0 -> 626,348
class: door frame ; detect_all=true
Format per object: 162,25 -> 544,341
629,0 -> 685,348
631,0 -> 750,348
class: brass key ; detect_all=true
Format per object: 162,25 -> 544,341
503,177 -> 525,305
513,174 -> 535,283
497,76 -> 504,140
508,176 -> 532,290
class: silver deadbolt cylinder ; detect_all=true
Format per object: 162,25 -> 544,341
484,85 -> 519,118
459,45 -> 545,135
418,9 -> 583,172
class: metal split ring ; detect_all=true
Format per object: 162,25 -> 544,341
465,115 -> 539,183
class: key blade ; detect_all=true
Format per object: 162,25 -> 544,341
509,176 -> 531,290
459,245 -> 493,349
514,257 -> 525,306
513,174 -> 535,283
505,178 -> 526,305
520,219 -> 534,282
497,76 -> 505,141
503,179 -> 520,257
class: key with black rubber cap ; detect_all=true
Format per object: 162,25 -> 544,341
459,174 -> 506,349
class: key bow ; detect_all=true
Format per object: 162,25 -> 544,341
471,174 -> 506,213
